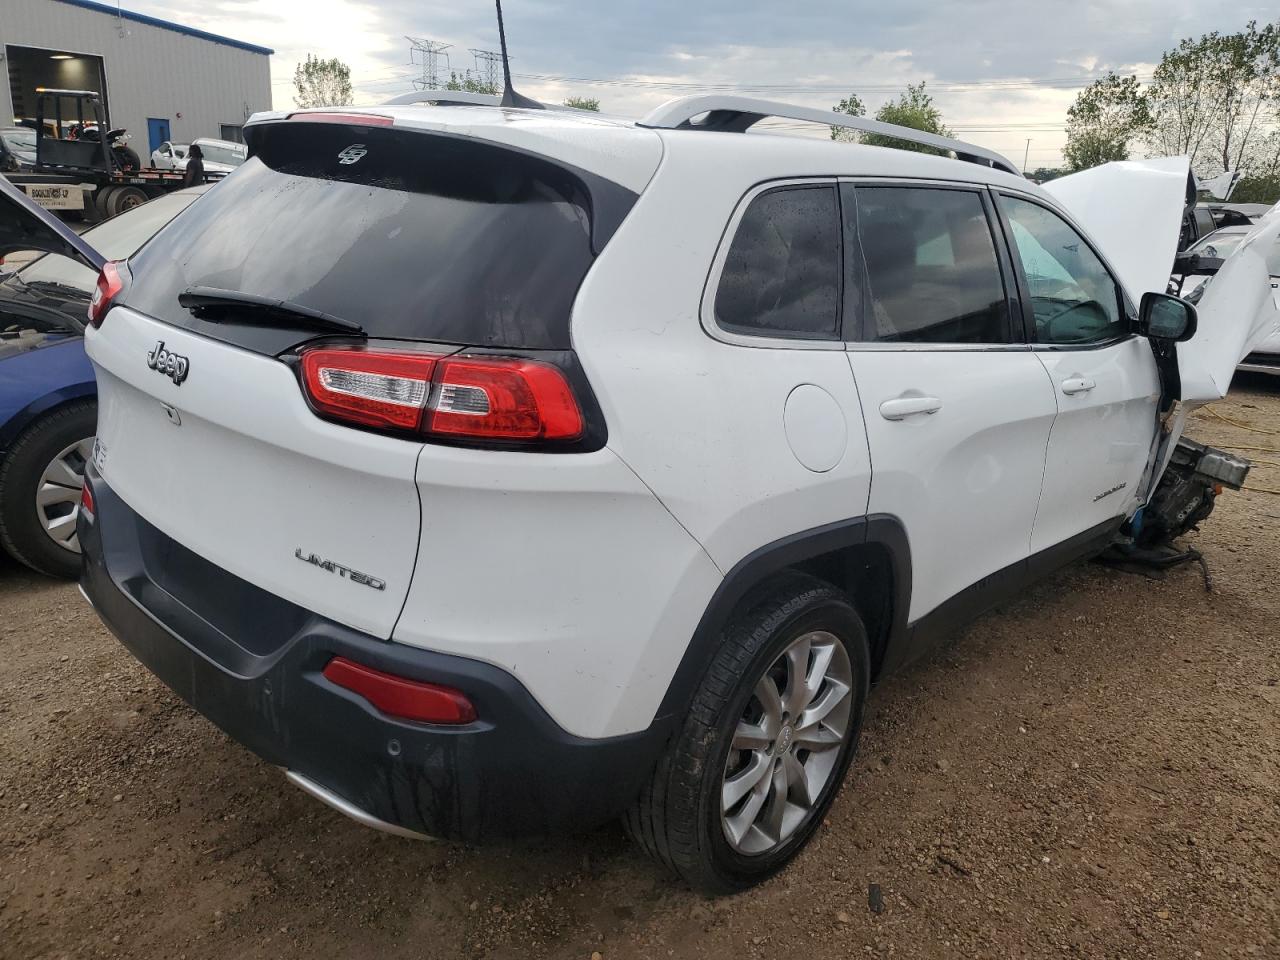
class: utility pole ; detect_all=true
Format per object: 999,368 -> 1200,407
469,49 -> 502,93
406,37 -> 452,90
1023,138 -> 1031,174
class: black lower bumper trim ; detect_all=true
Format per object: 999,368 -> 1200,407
78,469 -> 670,840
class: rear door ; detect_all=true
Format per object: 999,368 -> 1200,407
843,182 -> 1057,623
992,190 -> 1161,553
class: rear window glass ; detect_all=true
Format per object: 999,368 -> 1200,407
125,123 -> 632,350
714,185 -> 842,339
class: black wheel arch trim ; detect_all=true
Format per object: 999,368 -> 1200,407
655,514 -> 912,723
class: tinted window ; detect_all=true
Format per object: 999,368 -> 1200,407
854,187 -> 1010,343
125,124 -> 635,350
1001,195 -> 1125,344
714,185 -> 841,339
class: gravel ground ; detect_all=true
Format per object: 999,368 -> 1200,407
1,376 -> 1277,960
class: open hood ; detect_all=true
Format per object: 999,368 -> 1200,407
1178,213 -> 1280,404
1046,156 -> 1278,405
1044,156 -> 1193,301
0,174 -> 104,272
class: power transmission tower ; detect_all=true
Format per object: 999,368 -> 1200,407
406,37 -> 452,90
469,49 -> 502,93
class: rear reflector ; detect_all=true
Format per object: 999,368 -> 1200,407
87,260 -> 125,328
79,483 -> 95,521
323,656 -> 477,725
298,346 -> 584,444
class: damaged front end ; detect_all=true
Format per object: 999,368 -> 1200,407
1134,438 -> 1250,547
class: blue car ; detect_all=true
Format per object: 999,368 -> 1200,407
0,184 -> 206,577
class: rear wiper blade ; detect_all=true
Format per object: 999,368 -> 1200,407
178,286 -> 364,335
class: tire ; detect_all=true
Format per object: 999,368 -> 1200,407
107,186 -> 148,217
0,402 -> 97,579
92,187 -> 116,222
626,572 -> 870,893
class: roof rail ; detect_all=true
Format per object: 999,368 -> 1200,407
638,95 -> 1022,177
383,90 -> 502,107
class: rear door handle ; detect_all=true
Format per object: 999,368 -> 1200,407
1061,377 -> 1097,396
879,396 -> 943,421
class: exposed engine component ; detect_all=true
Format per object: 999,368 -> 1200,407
1136,438 -> 1251,547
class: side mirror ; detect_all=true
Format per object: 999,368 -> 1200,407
1139,292 -> 1198,342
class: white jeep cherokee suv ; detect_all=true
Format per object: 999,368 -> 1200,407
3,92 -> 1277,893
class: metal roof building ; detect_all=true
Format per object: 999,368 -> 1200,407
2,0 -> 273,153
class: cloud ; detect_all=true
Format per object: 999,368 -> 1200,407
117,0 -> 1270,167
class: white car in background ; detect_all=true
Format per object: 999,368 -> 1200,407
187,137 -> 247,174
150,141 -> 189,170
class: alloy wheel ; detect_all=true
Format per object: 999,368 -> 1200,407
34,437 -> 92,555
720,629 -> 854,855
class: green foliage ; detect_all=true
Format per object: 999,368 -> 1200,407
444,72 -> 499,96
1029,167 -> 1067,182
293,54 -> 353,108
1231,175 -> 1280,204
862,82 -> 951,156
1145,20 -> 1280,175
1063,73 -> 1150,171
830,93 -> 866,142
564,96 -> 601,112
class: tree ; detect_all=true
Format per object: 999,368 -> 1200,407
1029,166 -> 1067,183
445,71 -> 498,95
1143,22 -> 1280,176
1062,72 -> 1150,171
862,82 -> 951,155
829,93 -> 866,142
564,96 -> 601,112
293,54 -> 352,108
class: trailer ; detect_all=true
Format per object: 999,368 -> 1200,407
3,88 -> 221,221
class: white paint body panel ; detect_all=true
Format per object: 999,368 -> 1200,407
847,351 -> 1057,620
84,307 -> 423,639
1030,339 -> 1161,554
392,446 -> 721,739
1181,214 -> 1280,400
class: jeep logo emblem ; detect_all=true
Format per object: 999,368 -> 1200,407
146,341 -> 189,385
337,144 -> 367,165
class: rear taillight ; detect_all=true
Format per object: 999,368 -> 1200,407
323,656 -> 477,725
87,260 -> 125,328
299,346 -> 584,445
301,347 -> 439,432
429,356 -> 583,441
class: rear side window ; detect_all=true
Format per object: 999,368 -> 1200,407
853,186 -> 1011,344
124,123 -> 636,350
714,184 -> 842,340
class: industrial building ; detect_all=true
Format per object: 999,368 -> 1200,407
2,0 -> 272,153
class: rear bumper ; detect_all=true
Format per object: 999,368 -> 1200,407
78,469 -> 671,841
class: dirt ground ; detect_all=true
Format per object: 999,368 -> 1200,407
2,377 -> 1278,960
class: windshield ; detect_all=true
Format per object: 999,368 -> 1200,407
196,143 -> 245,166
17,189 -> 203,293
2,129 -> 37,152
1188,232 -> 1247,260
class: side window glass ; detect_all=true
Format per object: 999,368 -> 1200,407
853,187 -> 1010,344
1002,195 -> 1124,344
714,184 -> 841,339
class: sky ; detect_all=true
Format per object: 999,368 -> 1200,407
121,0 -> 1275,169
